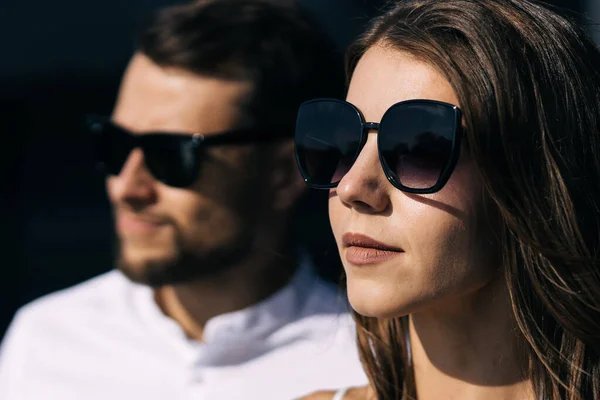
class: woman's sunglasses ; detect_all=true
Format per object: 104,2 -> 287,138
294,98 -> 463,194
85,115 -> 287,188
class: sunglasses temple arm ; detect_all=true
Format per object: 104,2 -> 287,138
201,130 -> 292,146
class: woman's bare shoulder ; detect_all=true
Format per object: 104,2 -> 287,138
296,390 -> 337,400
296,386 -> 375,400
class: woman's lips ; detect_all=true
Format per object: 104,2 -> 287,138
342,232 -> 404,266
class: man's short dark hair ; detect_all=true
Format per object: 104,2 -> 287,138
136,0 -> 344,131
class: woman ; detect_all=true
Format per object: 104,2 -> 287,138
294,0 -> 600,399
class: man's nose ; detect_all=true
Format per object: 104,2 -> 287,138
106,149 -> 158,208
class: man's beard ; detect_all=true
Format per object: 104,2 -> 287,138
115,230 -> 255,288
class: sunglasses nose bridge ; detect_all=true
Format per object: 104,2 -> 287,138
353,121 -> 380,161
362,122 -> 380,131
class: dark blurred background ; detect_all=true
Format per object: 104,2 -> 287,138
0,0 -> 594,340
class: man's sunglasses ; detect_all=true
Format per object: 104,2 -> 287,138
84,116 -> 288,188
294,98 -> 463,194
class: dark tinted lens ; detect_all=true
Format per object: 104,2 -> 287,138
141,134 -> 199,187
295,100 -> 363,187
89,120 -> 133,175
379,102 -> 456,190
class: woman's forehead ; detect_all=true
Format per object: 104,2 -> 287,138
346,45 -> 459,122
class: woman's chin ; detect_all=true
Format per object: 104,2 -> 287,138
347,283 -> 413,319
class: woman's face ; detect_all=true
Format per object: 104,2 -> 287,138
329,44 -> 496,318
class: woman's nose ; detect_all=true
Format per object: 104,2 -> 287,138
335,134 -> 391,214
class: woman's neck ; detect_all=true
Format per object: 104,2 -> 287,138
409,276 -> 533,400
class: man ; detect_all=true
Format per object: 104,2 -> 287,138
0,1 -> 367,399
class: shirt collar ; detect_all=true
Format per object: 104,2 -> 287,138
131,255 -> 321,364
202,259 -> 315,344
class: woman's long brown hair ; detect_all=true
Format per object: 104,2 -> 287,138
346,1 -> 600,399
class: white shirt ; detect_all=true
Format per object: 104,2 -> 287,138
0,264 -> 367,400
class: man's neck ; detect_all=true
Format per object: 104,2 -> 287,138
410,275 -> 533,400
153,248 -> 298,341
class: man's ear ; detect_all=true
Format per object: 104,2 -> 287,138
268,140 -> 308,211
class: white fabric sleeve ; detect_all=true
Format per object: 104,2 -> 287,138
0,310 -> 30,400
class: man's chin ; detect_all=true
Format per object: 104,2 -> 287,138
116,250 -> 180,287
114,238 -> 255,287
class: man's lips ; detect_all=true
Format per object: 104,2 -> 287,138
116,213 -> 169,235
342,232 -> 404,265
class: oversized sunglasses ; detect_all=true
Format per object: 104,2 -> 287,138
85,115 -> 287,188
294,98 -> 463,194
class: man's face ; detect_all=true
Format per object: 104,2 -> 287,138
107,53 -> 272,286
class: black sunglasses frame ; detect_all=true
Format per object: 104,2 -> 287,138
294,98 -> 463,194
85,115 -> 290,187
